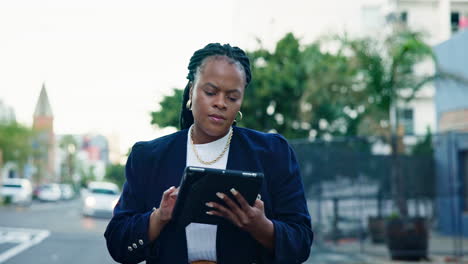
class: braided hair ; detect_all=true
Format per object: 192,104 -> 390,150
179,43 -> 252,130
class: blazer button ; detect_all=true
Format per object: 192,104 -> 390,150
139,239 -> 144,245
132,243 -> 137,249
128,246 -> 133,252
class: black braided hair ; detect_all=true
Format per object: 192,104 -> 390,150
179,43 -> 251,130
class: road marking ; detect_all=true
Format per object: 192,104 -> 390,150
0,227 -> 50,263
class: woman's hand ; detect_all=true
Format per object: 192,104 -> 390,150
206,189 -> 275,250
156,186 -> 179,223
148,186 -> 178,242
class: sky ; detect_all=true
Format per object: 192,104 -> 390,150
0,0 -> 370,156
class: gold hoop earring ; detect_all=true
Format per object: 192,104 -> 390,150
186,99 -> 192,110
235,111 -> 243,122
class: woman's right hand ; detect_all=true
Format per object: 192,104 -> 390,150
148,186 -> 178,241
155,186 -> 179,223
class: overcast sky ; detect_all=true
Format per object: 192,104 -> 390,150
0,0 -> 369,155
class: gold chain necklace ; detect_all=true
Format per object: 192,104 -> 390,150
190,127 -> 233,165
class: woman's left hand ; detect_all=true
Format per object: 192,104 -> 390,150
206,188 -> 275,250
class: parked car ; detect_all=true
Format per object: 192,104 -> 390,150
0,178 -> 33,206
36,183 -> 62,202
82,181 -> 120,218
59,184 -> 75,200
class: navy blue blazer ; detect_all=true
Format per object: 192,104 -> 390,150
104,127 -> 313,264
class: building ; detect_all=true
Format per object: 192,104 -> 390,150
32,83 -> 55,184
55,133 -> 110,185
433,29 -> 468,236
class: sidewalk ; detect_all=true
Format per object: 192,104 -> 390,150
320,231 -> 468,264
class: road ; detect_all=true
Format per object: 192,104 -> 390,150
0,199 -> 114,263
0,199 -> 365,264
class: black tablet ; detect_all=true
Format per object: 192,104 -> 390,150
172,166 -> 264,227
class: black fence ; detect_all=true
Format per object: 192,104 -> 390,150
291,133 -> 468,261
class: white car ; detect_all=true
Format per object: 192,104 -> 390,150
1,178 -> 33,206
37,183 -> 62,202
82,181 -> 120,218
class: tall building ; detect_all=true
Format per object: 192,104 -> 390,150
361,0 -> 468,146
32,83 -> 55,183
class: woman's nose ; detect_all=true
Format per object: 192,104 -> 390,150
213,94 -> 227,109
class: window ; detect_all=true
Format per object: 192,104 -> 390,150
91,188 -> 118,195
398,108 -> 414,135
451,12 -> 460,33
400,11 -> 408,24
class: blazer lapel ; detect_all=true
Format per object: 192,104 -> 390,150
168,129 -> 188,185
218,127 -> 261,263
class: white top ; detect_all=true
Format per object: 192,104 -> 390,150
185,125 -> 232,262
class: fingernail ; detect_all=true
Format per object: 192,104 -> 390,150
216,192 -> 225,199
205,202 -> 213,207
230,188 -> 238,195
206,211 -> 213,215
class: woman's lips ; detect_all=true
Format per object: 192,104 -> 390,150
208,115 -> 225,123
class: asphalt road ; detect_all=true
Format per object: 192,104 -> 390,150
0,199 -> 365,264
0,199 -> 114,264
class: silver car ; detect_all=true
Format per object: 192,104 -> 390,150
1,178 -> 33,206
82,181 -> 120,218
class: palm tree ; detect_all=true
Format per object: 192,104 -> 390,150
343,27 -> 468,216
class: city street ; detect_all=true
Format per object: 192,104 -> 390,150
0,200 -> 114,264
0,200 -> 364,264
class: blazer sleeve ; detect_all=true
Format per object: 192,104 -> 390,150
104,143 -> 160,263
262,135 -> 314,264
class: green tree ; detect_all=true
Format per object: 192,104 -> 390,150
343,27 -> 468,216
150,33 -> 357,139
151,89 -> 184,129
79,165 -> 96,188
105,163 -> 125,188
59,135 -> 78,184
242,33 -> 309,138
0,121 -> 35,177
411,127 -> 433,155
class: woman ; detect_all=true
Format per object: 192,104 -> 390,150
105,43 -> 313,264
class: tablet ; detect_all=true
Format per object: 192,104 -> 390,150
172,166 -> 264,227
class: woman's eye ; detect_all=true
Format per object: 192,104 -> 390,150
228,97 -> 238,102
204,91 -> 215,96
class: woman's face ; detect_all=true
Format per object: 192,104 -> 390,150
190,57 -> 245,143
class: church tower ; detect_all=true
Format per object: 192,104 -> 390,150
33,83 -> 55,183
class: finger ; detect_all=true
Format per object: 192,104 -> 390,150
206,210 -> 242,227
216,192 -> 250,225
162,186 -> 175,200
170,187 -> 179,197
206,202 -> 242,226
230,188 -> 251,210
217,192 -> 243,213
254,199 -> 264,210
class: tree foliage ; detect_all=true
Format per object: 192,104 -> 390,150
150,29 -> 447,142
105,163 -> 126,189
150,89 -> 184,129
59,135 -> 78,183
0,121 -> 35,176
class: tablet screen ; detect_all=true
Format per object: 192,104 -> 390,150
172,166 -> 264,227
